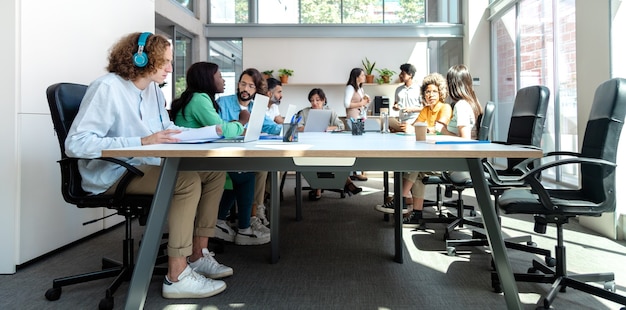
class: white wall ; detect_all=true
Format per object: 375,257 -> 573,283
612,0 -> 626,240
0,0 -> 19,274
242,37 -> 428,115
465,0 -> 491,106
0,0 -> 155,273
576,1 -> 616,239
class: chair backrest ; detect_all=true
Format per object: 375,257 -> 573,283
478,101 -> 496,141
580,78 -> 626,209
46,83 -> 88,158
504,85 -> 550,171
46,83 -> 92,202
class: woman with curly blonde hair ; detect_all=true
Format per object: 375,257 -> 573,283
375,72 -> 453,228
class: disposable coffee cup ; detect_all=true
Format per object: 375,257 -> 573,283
414,122 -> 427,141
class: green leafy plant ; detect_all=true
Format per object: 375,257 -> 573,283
375,68 -> 396,77
278,68 -> 294,77
362,57 -> 376,75
262,70 -> 274,77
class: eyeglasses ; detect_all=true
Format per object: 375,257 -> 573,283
238,82 -> 256,90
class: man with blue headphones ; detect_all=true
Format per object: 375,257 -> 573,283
66,32 -> 231,299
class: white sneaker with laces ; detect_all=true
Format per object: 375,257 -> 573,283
215,220 -> 236,242
250,216 -> 270,234
162,265 -> 226,299
235,225 -> 270,245
188,248 -> 233,279
256,204 -> 270,226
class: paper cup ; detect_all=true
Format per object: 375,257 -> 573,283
414,122 -> 427,141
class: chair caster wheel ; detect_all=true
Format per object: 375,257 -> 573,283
446,246 -> 456,256
99,297 -> 114,310
604,280 -> 616,292
45,287 -> 61,301
469,210 -> 477,217
527,241 -> 537,246
545,256 -> 556,267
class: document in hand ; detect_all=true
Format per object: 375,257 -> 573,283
171,126 -> 221,143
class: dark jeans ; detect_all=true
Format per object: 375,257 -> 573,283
218,172 -> 255,229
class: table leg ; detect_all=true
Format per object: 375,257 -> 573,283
270,171 -> 280,263
393,171 -> 403,263
295,172 -> 302,221
467,159 -> 521,309
124,158 -> 180,310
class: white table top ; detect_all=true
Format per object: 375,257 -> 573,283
102,132 -> 541,160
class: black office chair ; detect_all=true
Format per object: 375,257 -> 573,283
444,86 -> 551,257
491,78 -> 626,309
44,83 -> 166,310
416,101 -> 496,236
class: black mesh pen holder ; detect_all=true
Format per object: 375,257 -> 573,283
351,120 -> 365,136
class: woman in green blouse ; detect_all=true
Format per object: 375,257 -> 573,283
171,62 -> 269,246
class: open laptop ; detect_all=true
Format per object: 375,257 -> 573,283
213,94 -> 269,143
303,109 -> 333,132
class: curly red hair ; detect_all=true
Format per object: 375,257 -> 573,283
107,32 -> 171,80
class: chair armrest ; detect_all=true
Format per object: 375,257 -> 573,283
66,157 -> 145,201
98,157 -> 145,199
518,156 -> 616,210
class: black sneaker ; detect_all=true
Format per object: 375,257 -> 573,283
403,211 -> 426,230
374,197 -> 412,214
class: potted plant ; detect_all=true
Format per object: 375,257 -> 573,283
278,68 -> 293,84
362,57 -> 376,83
262,70 -> 274,79
376,68 -> 396,84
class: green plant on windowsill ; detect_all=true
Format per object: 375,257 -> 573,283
278,68 -> 293,77
362,57 -> 376,75
278,68 -> 294,83
375,68 -> 396,84
262,70 -> 274,78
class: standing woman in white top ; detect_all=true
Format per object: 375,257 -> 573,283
344,68 -> 371,120
344,67 -> 371,181
440,64 -> 483,139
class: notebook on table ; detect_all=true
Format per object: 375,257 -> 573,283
303,109 -> 333,132
213,94 -> 269,143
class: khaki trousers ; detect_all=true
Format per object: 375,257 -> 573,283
404,171 -> 440,198
106,165 -> 225,258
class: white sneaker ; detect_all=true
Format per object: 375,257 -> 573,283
162,265 -> 226,299
188,248 -> 233,279
215,220 -> 236,242
235,225 -> 270,245
250,216 -> 270,235
256,204 -> 270,226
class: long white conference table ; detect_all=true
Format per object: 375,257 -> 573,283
102,132 -> 541,310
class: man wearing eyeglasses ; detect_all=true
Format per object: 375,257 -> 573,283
216,68 -> 282,135
215,68 -> 279,245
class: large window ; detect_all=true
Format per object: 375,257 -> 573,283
491,0 -> 577,184
209,40 -> 243,100
210,0 -> 457,24
174,0 -> 194,12
174,31 -> 193,99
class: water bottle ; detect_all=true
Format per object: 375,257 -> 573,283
381,112 -> 390,133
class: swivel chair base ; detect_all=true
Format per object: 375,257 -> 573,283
44,215 -> 168,310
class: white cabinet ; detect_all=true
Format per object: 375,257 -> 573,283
18,114 -> 117,264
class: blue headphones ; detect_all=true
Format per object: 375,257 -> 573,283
133,32 -> 152,67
